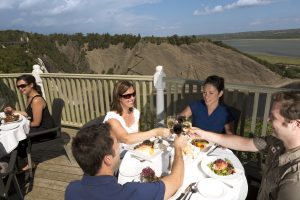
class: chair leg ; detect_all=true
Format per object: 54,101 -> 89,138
26,139 -> 33,179
63,144 -> 75,165
27,152 -> 33,179
12,175 -> 24,200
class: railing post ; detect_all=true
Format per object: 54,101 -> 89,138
154,65 -> 166,127
32,64 -> 46,99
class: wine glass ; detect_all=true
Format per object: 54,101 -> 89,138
166,115 -> 176,129
182,118 -> 192,133
173,123 -> 183,135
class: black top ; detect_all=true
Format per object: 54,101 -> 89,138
26,95 -> 55,132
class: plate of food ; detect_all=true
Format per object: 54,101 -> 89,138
200,155 -> 244,180
1,114 -> 22,124
129,140 -> 163,161
191,139 -> 213,152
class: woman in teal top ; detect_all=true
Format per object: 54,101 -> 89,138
180,75 -> 234,134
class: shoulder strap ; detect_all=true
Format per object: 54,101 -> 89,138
28,95 -> 43,105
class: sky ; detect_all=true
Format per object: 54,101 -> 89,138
0,0 -> 299,36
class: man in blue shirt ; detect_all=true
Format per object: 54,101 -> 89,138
65,123 -> 187,200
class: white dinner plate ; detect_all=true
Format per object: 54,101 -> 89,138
200,155 -> 244,180
119,154 -> 143,177
196,178 -> 233,200
0,123 -> 20,131
197,178 -> 225,198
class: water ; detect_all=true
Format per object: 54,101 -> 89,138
222,39 -> 300,57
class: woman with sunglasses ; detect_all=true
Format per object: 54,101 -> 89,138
180,75 -> 234,135
103,80 -> 170,155
4,74 -> 54,170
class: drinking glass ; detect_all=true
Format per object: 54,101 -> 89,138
173,123 -> 183,135
166,116 -> 176,129
182,118 -> 192,133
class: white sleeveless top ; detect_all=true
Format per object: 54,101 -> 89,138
103,108 -> 140,153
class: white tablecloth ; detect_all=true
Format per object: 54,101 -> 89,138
118,145 -> 248,200
0,113 -> 30,157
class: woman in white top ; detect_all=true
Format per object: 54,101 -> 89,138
103,80 -> 170,152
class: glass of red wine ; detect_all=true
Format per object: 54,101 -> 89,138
173,123 -> 183,135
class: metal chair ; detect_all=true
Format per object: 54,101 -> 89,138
0,150 -> 23,200
26,98 -> 74,178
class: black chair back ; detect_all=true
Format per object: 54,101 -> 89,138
51,98 -> 64,138
82,116 -> 105,129
228,106 -> 241,134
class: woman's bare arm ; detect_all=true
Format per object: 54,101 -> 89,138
107,119 -> 169,144
30,97 -> 45,127
179,106 -> 192,117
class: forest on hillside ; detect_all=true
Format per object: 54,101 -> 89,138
0,30 -> 299,78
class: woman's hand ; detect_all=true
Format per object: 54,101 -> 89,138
155,128 -> 171,138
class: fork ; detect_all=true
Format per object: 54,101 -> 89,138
185,184 -> 198,200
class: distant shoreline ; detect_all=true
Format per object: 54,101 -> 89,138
222,39 -> 300,58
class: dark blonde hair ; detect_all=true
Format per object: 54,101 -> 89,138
111,80 -> 135,115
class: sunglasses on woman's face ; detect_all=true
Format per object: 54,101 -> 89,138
16,84 -> 29,89
120,92 -> 136,99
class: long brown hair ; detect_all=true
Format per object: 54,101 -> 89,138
111,80 -> 136,115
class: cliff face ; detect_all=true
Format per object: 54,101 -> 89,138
79,41 -> 290,86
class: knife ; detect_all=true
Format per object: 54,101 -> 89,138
175,182 -> 196,200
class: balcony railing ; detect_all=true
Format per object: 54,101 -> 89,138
1,68 -> 299,172
1,70 -> 299,133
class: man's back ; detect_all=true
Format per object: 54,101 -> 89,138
65,175 -> 165,200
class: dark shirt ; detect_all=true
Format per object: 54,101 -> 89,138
65,175 -> 165,200
189,100 -> 233,133
26,95 -> 54,133
254,136 -> 300,200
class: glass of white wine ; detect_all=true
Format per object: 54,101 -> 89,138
182,117 -> 192,133
166,115 -> 176,129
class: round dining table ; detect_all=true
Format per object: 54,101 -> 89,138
0,113 -> 30,157
118,141 -> 248,200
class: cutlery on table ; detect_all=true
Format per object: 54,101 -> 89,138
185,184 -> 198,200
206,145 -> 218,156
175,182 -> 196,200
219,179 -> 234,189
131,154 -> 146,162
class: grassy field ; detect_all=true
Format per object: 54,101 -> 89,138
251,53 -> 300,65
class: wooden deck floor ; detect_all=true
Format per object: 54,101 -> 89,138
19,127 -> 82,200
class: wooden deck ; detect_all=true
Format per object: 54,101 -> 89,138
20,127 -> 82,200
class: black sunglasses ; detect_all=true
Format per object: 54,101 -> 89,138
16,84 -> 29,89
120,92 -> 136,99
